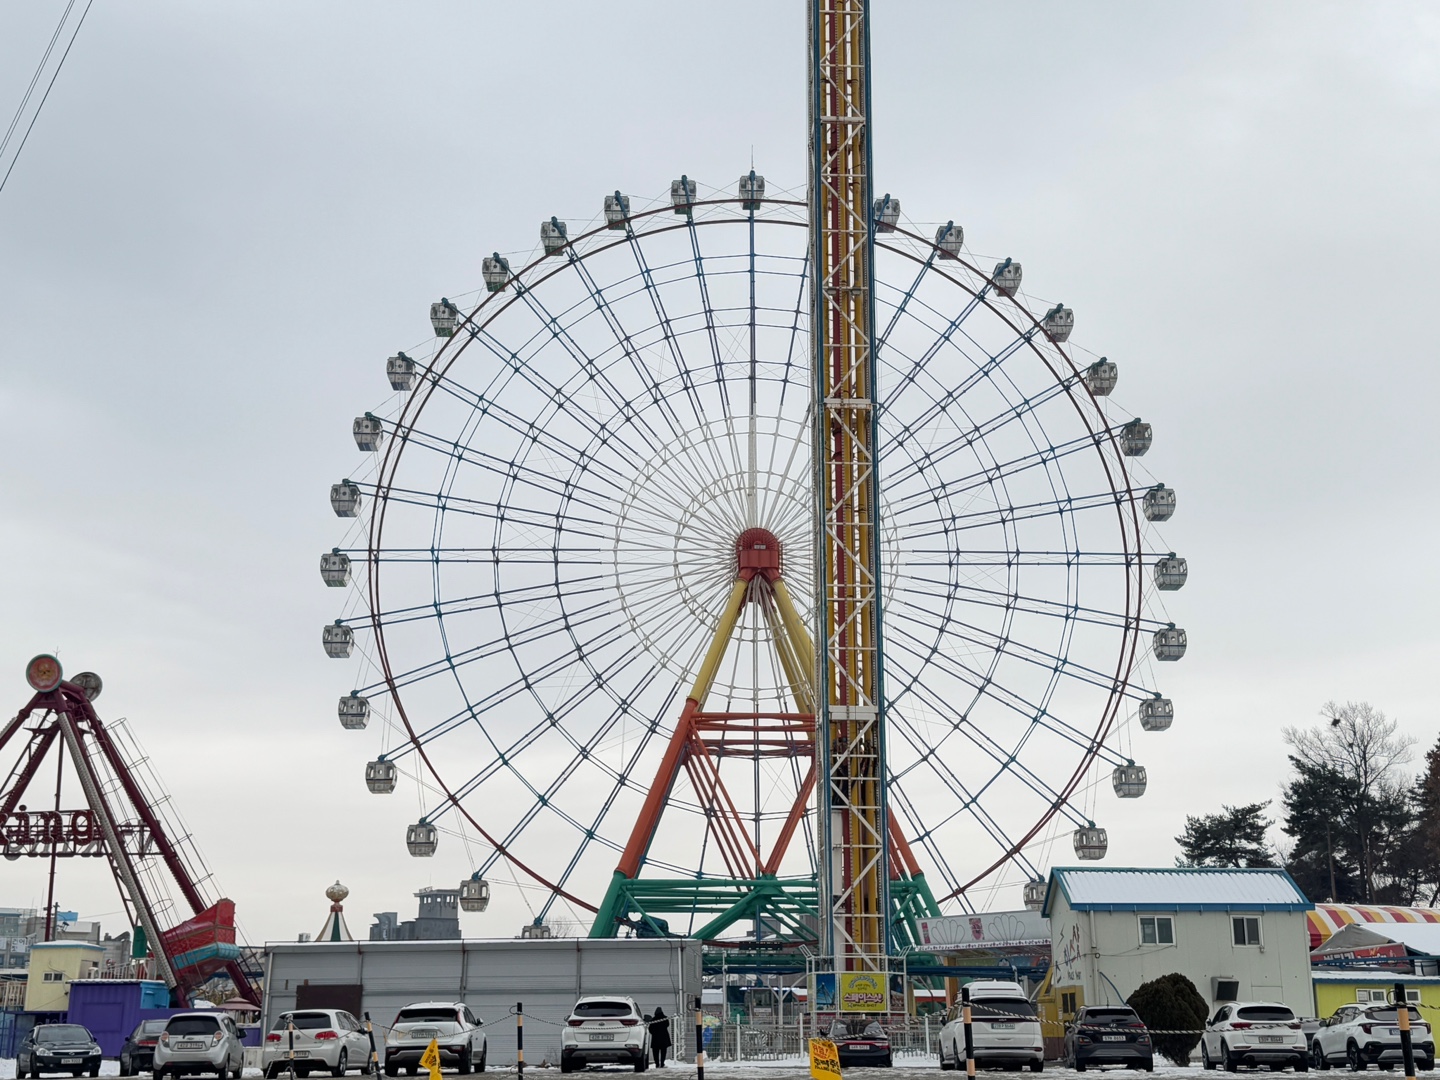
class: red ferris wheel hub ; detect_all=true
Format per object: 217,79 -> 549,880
25,654 -> 63,693
735,528 -> 784,581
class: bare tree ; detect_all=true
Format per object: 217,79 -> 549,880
1282,701 -> 1415,901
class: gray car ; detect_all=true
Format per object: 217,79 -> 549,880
16,1024 -> 103,1078
154,1012 -> 247,1079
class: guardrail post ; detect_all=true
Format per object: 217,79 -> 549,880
695,996 -> 705,1080
962,986 -> 975,1080
287,1020 -> 297,1080
1396,983 -> 1416,1080
363,1012 -> 379,1078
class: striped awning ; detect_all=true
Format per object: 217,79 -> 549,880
1308,904 -> 1440,949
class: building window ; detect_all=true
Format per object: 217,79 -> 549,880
42,971 -> 65,982
1061,992 -> 1077,1015
1359,989 -> 1419,1004
1232,916 -> 1262,946
1139,915 -> 1175,945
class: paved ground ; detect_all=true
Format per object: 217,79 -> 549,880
0,1060 -> 1215,1080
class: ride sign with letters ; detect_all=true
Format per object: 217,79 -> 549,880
838,972 -> 886,1013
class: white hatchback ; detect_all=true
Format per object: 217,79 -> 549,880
383,1002 -> 487,1076
263,1010 -> 373,1078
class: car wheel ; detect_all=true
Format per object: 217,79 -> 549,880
331,1049 -> 348,1078
1348,1044 -> 1363,1072
1314,1045 -> 1330,1071
383,1062 -> 397,1077
479,1049 -> 487,1073
1269,1065 -> 1283,1073
1029,1059 -> 1043,1073
1204,1042 -> 1217,1072
634,1053 -> 648,1073
1223,1041 -> 1240,1072
89,1067 -> 100,1079
1297,1059 -> 1309,1073
406,1066 -> 418,1077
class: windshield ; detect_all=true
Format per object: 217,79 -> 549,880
1084,1010 -> 1140,1025
974,999 -> 1037,1020
573,1002 -> 634,1018
1366,1007 -> 1421,1023
167,1017 -> 222,1036
141,1021 -> 169,1036
38,1026 -> 93,1045
397,1008 -> 458,1024
274,1013 -> 334,1031
1237,1007 -> 1295,1023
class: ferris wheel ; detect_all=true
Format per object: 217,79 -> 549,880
321,178 -> 1185,936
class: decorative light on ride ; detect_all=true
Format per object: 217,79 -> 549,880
738,170 -> 765,210
1143,484 -> 1176,522
1022,879 -> 1046,911
670,175 -> 696,217
330,480 -> 361,518
365,759 -> 397,794
603,191 -> 630,230
872,193 -> 900,233
1111,764 -> 1148,798
322,621 -> 355,659
1073,826 -> 1109,861
1042,304 -> 1075,343
1138,695 -> 1174,732
338,695 -> 369,730
406,821 -> 438,857
481,253 -> 511,294
353,413 -> 384,452
1152,624 -> 1188,661
320,549 -> 351,588
992,258 -> 1023,298
25,654 -> 63,693
540,216 -> 568,255
1084,358 -> 1118,396
386,352 -> 416,392
1153,554 -> 1188,591
429,298 -> 458,338
1119,418 -> 1153,457
934,220 -> 963,259
459,874 -> 491,913
70,671 -> 103,702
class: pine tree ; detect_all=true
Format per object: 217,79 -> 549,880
1128,972 -> 1208,1065
1175,801 -> 1275,868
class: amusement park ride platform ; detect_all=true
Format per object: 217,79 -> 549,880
0,653 -> 259,1006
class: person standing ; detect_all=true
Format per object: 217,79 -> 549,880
649,1007 -> 672,1068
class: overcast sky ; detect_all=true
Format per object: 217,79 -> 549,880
2,2 -> 1438,947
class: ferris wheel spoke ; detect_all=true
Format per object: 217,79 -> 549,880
900,547 -> 1143,568
362,573 -> 602,627
891,489 -> 1140,538
682,215 -> 734,418
887,591 -> 1134,704
896,571 -> 1150,634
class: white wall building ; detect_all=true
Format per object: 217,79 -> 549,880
1042,867 -> 1314,1016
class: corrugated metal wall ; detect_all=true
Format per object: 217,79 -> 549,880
263,939 -> 701,1067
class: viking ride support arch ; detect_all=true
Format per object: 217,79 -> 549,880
810,0 -> 890,972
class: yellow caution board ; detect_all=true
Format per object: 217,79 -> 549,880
809,1038 -> 842,1080
419,1039 -> 443,1080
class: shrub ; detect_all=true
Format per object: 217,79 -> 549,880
1127,972 -> 1208,1065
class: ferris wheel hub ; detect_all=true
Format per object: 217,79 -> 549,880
736,527 -> 783,582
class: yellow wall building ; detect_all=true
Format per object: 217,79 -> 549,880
25,941 -> 104,1013
1312,971 -> 1440,1018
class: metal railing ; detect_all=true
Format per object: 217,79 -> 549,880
700,1017 -> 942,1061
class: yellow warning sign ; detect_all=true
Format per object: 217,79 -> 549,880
809,1037 -> 842,1080
419,1039 -> 442,1080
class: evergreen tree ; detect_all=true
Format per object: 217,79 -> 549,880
1175,801 -> 1276,868
1128,972 -> 1208,1065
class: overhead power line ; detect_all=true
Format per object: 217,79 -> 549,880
0,0 -> 96,198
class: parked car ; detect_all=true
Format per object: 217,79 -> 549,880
826,1018 -> 893,1067
154,1012 -> 248,1079
263,1009 -> 374,1078
1310,1003 -> 1435,1072
559,995 -> 651,1073
1201,1001 -> 1308,1072
383,1001 -> 487,1076
15,1023 -> 103,1078
1062,1005 -> 1154,1072
939,980 -> 1044,1073
120,1019 -> 172,1076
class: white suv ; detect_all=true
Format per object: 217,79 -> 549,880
560,996 -> 651,1073
939,981 -> 1044,1073
1201,1001 -> 1308,1072
263,1009 -> 373,1077
383,1002 -> 486,1076
1311,1003 -> 1434,1072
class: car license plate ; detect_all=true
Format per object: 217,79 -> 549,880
590,1033 -> 615,1042
1103,1035 -> 1126,1042
291,1051 -> 311,1058
410,1029 -> 437,1040
1389,1029 -> 1402,1037
62,1059 -> 82,1065
1259,1036 -> 1283,1044
178,1042 -> 207,1050
992,1023 -> 1015,1030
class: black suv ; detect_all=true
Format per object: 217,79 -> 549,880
1063,1006 -> 1155,1072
